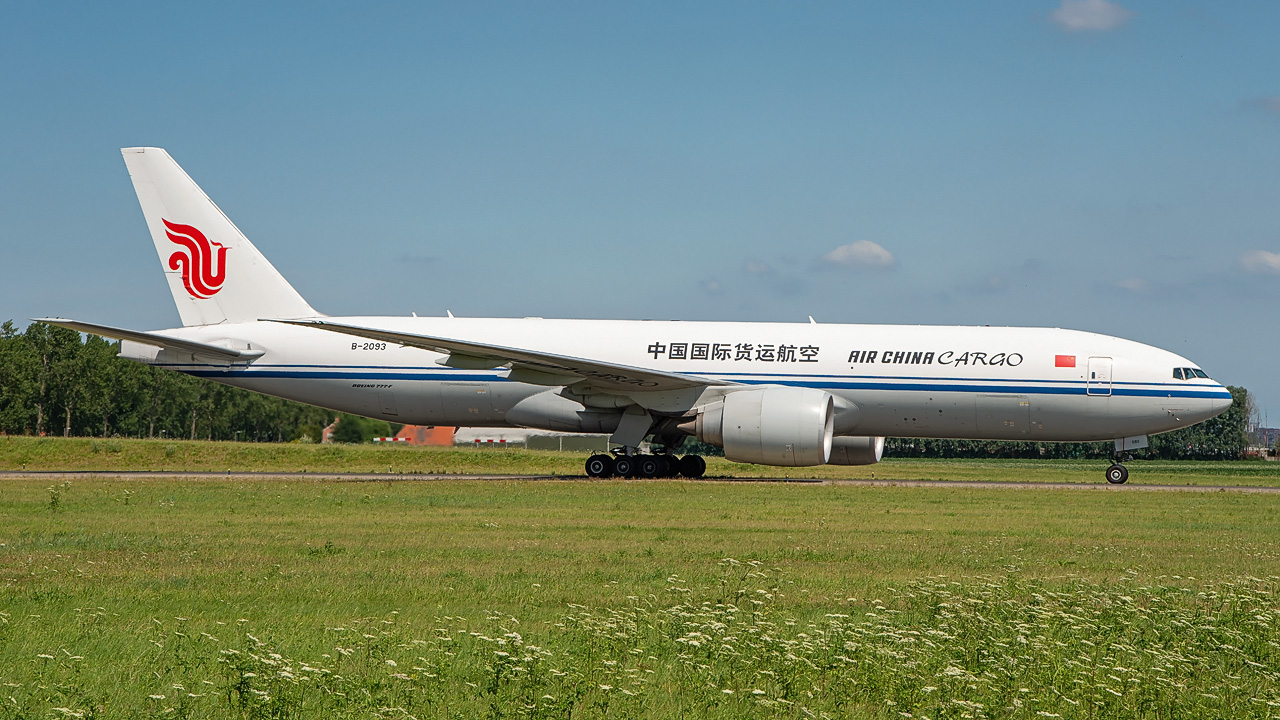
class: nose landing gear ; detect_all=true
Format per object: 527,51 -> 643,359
1104,437 -> 1148,485
1105,451 -> 1133,484
1105,463 -> 1129,484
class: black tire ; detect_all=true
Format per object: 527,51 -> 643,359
655,455 -> 672,477
638,456 -> 660,478
679,455 -> 706,478
585,454 -> 613,478
613,456 -> 635,478
1106,464 -> 1129,484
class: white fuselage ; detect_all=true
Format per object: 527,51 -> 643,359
131,317 -> 1233,442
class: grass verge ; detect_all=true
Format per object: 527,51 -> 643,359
4,436 -> 1280,486
2,475 -> 1279,717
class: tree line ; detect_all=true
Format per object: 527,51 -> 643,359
0,321 -> 334,441
0,321 -> 1255,458
886,386 -> 1252,460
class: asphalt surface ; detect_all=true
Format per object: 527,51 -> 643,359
2,470 -> 1279,493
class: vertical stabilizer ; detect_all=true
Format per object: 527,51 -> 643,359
121,147 -> 319,326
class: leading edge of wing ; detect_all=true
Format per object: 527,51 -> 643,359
272,319 -> 731,392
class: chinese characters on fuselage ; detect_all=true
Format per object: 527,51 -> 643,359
647,342 -> 819,362
847,350 -> 1023,367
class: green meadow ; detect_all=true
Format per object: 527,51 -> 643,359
4,436 -> 1280,486
2,438 -> 1280,718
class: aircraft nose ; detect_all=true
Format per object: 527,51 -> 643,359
1209,386 -> 1234,415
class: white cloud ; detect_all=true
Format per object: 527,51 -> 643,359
744,261 -> 771,274
1114,277 -> 1149,292
1241,250 -> 1280,275
981,275 -> 1007,292
1247,97 -> 1280,117
395,252 -> 439,265
823,240 -> 896,270
1051,0 -> 1133,32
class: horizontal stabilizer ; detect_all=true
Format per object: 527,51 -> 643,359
273,319 -> 732,393
34,318 -> 264,362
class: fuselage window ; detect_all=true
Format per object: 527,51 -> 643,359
1173,368 -> 1184,380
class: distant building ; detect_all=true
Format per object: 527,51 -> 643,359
453,427 -> 610,452
1251,427 -> 1280,448
321,417 -> 340,444
453,427 -> 537,446
329,421 -> 599,450
393,425 -> 457,446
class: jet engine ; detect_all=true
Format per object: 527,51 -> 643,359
683,387 -> 834,466
827,436 -> 885,465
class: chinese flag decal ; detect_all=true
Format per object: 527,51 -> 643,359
1055,355 -> 1076,368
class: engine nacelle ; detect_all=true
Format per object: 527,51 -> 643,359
827,436 -> 885,465
689,387 -> 834,466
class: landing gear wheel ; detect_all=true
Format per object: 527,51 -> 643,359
638,456 -> 661,478
654,455 -> 673,477
585,454 -> 613,478
612,456 -> 635,478
678,455 -> 706,479
1106,464 -> 1129,485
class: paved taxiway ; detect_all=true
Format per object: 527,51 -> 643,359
3,470 -> 1278,493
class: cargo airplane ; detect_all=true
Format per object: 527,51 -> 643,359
39,148 -> 1234,483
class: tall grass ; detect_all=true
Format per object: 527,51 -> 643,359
3,474 -> 1280,717
5,565 -> 1277,718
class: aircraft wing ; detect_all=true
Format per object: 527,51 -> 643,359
275,319 -> 731,393
33,318 -> 264,362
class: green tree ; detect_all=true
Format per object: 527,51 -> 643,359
331,413 -> 392,444
23,323 -> 81,436
1,319 -> 343,442
0,321 -> 36,433
888,389 -> 1250,462
87,337 -> 146,437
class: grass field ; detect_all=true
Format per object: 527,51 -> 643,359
5,436 -> 1280,486
2,438 -> 1280,718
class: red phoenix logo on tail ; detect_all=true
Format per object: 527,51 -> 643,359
163,219 -> 228,298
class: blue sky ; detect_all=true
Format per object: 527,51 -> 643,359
3,1 -> 1279,419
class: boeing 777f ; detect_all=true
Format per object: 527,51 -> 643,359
39,148 -> 1234,483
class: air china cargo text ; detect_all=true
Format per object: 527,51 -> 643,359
848,350 -> 1024,367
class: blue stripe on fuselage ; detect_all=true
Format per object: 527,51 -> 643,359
168,365 -> 1231,401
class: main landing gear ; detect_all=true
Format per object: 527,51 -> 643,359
1106,452 -> 1133,484
585,452 -> 706,479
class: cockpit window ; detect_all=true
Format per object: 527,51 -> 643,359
1173,368 -> 1184,380
1192,369 -> 1208,379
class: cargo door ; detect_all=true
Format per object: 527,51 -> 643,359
1087,357 -> 1113,397
441,382 -> 496,422
976,394 -> 1031,437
